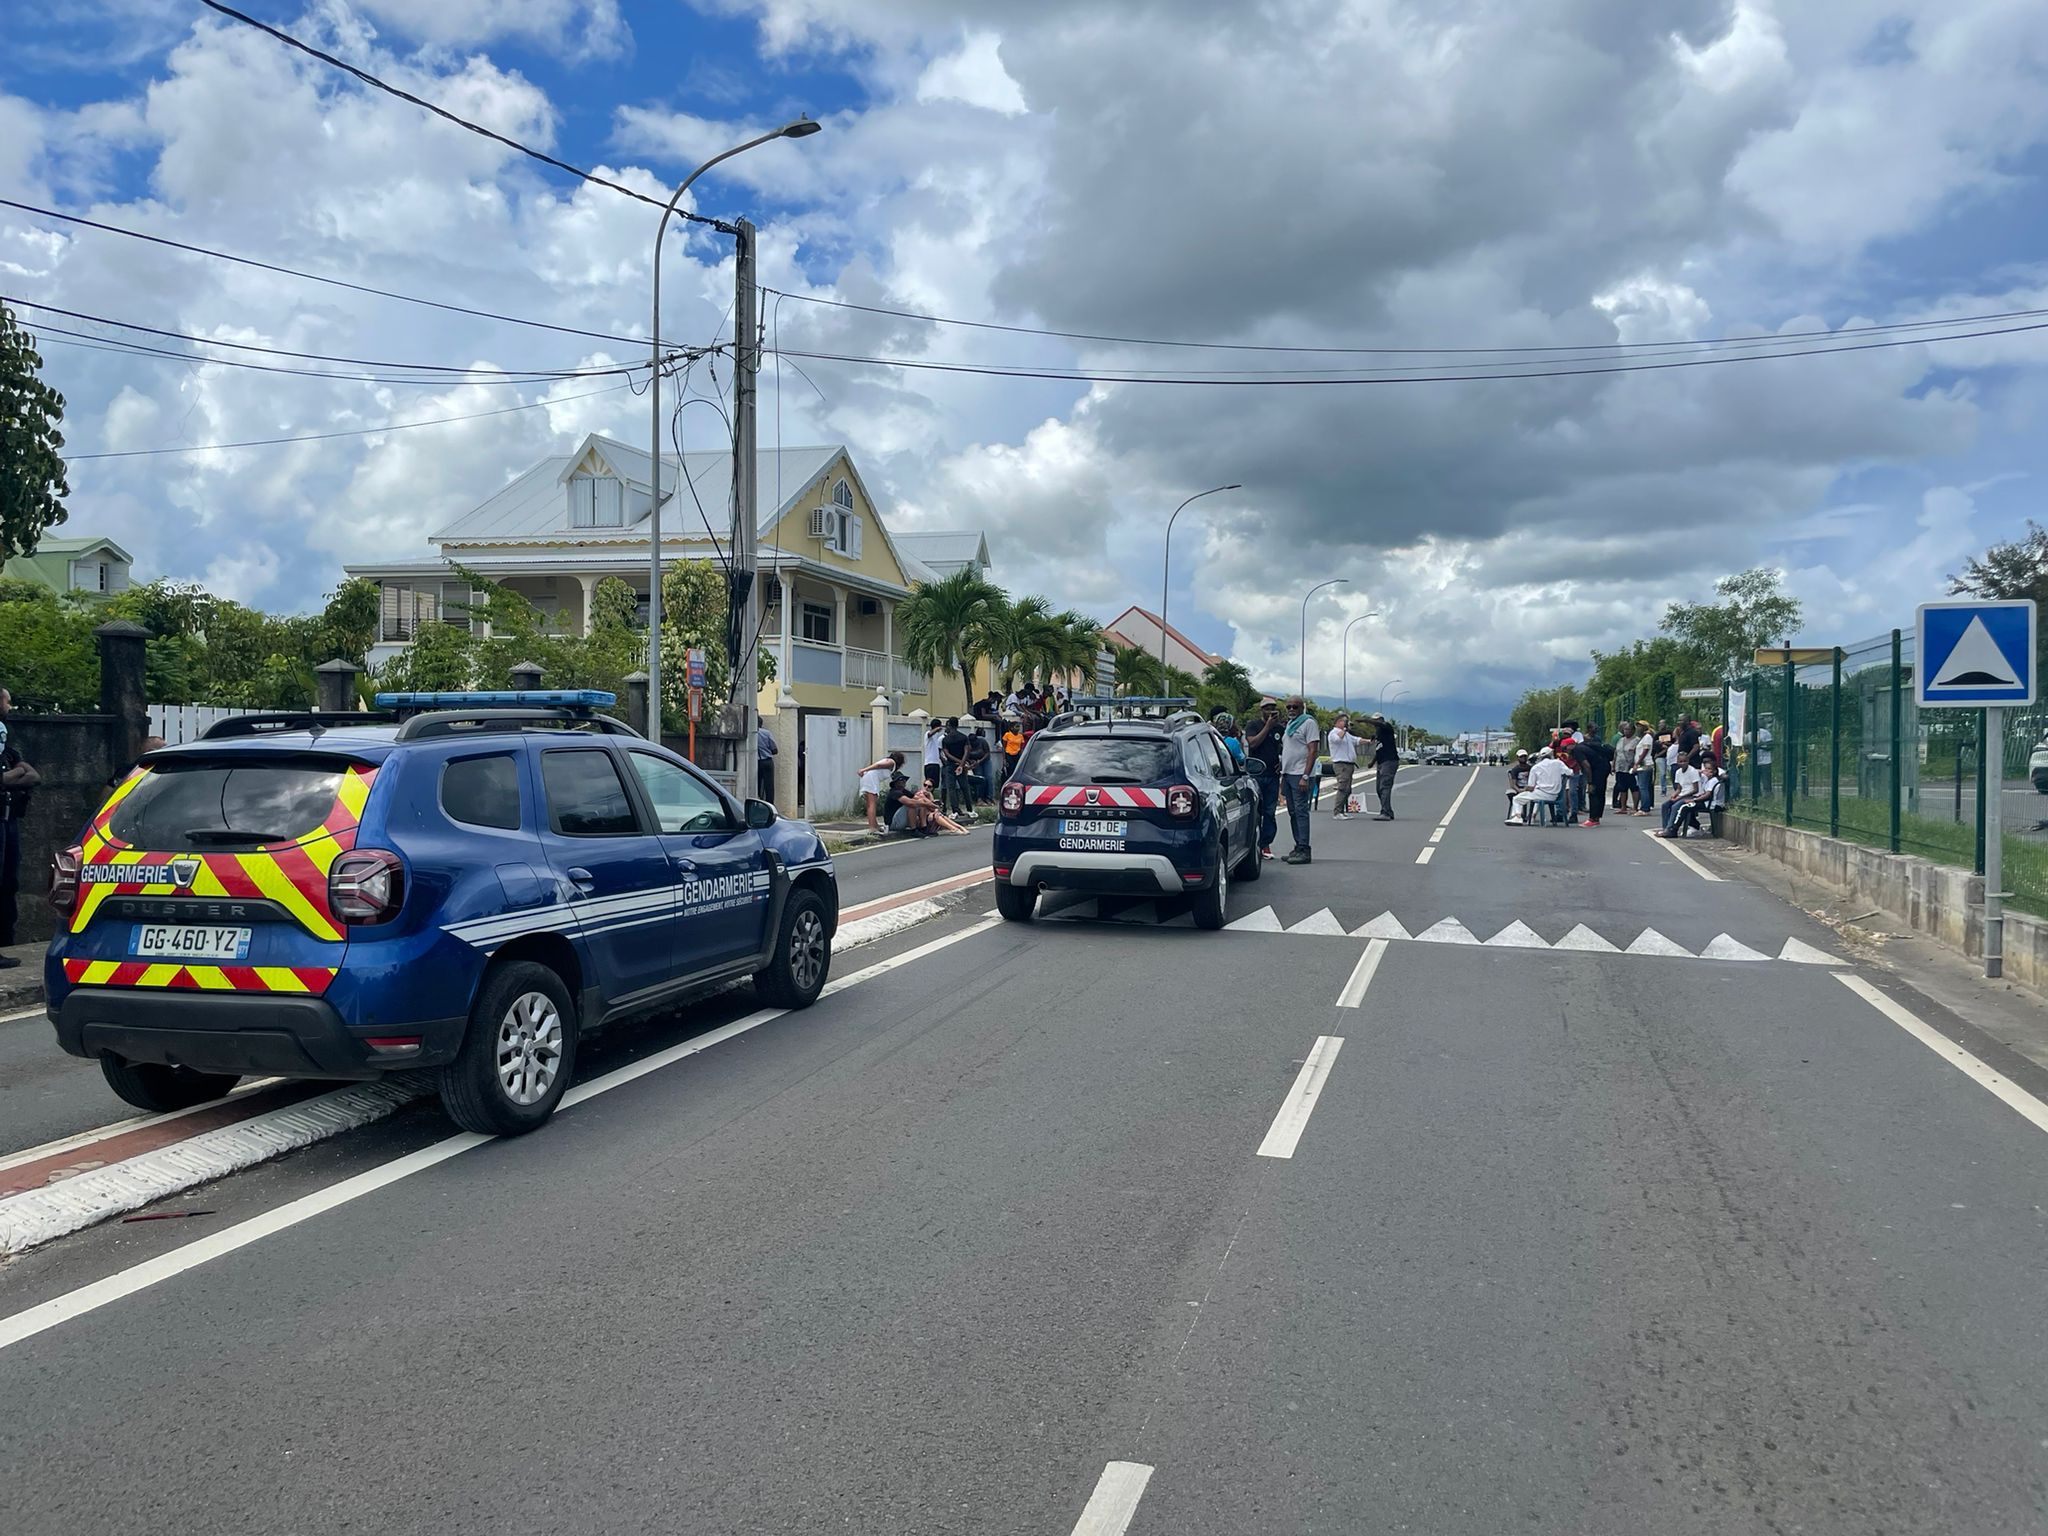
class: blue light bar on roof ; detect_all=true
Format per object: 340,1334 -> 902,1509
372,689 -> 618,710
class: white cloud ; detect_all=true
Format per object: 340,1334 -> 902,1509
915,33 -> 1025,115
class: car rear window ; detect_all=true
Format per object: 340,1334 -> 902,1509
108,761 -> 345,851
442,754 -> 522,830
1018,736 -> 1180,784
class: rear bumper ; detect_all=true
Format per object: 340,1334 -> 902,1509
1004,850 -> 1189,894
51,989 -> 465,1079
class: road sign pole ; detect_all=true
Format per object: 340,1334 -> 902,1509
1985,705 -> 2005,979
1828,649 -> 1842,839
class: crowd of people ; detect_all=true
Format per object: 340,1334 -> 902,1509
1207,700 -> 1402,865
853,684 -> 1073,837
1503,716 -> 1730,837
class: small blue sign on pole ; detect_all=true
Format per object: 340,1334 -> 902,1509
1915,598 -> 2036,708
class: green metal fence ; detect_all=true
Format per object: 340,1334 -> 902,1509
1723,628 -> 2048,918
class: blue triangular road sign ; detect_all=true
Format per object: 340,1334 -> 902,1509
1917,600 -> 2036,706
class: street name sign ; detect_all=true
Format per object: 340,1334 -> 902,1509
1914,599 -> 2035,708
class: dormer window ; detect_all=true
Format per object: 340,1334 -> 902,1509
569,473 -> 624,528
833,480 -> 854,513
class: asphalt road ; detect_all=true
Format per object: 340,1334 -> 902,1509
5,767 -> 2048,1533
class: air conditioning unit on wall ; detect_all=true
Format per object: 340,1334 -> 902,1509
808,506 -> 833,539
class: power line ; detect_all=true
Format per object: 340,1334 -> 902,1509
0,197 -> 658,348
763,285 -> 2048,359
64,378 -> 634,460
34,324 -> 608,387
198,1 -> 726,232
4,296 -> 635,378
765,316 -> 2048,387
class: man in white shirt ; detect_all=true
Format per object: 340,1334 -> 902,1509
922,720 -> 945,792
1660,755 -> 1704,835
1509,748 -> 1568,823
1279,696 -> 1322,864
1326,713 -> 1359,819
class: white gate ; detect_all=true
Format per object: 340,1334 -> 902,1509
804,715 -> 869,819
148,704 -> 263,744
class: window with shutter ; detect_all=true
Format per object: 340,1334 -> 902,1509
569,476 -> 598,527
380,584 -> 404,641
594,478 -> 624,526
848,515 -> 863,559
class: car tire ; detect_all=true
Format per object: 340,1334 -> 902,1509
754,888 -> 832,1009
1191,840 -> 1230,930
440,960 -> 578,1137
99,1056 -> 239,1112
995,882 -> 1037,922
1236,831 -> 1262,882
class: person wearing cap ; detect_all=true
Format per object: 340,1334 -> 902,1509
1244,698 -> 1285,859
1369,711 -> 1399,820
1278,696 -> 1321,864
1505,748 -> 1531,816
1509,746 -> 1566,823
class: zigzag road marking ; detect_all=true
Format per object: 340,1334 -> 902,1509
1218,906 -> 1847,966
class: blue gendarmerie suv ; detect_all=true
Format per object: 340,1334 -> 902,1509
45,691 -> 837,1135
992,704 -> 1259,929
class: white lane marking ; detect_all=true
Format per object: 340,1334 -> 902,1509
1286,908 -> 1347,935
1352,911 -> 1410,940
0,1005 -> 44,1026
838,866 -> 989,919
1415,917 -> 1479,945
0,1076 -> 288,1175
1626,927 -> 1693,956
1836,974 -> 2048,1137
1484,920 -> 1549,949
1780,936 -> 1846,965
832,899 -> 943,951
1427,826 -> 1446,844
1642,827 -> 1723,881
1070,1461 -> 1155,1536
1700,933 -> 1770,962
0,914 -> 1008,1355
1555,923 -> 1620,952
1336,940 -> 1388,1008
1435,764 -> 1483,829
1224,906 -> 1282,932
1,1079 -> 427,1257
1257,1035 -> 1345,1159
1414,846 -> 1435,865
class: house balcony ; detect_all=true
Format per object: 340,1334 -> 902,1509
761,642 -> 928,696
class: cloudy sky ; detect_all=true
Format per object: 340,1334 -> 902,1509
5,0 -> 2047,727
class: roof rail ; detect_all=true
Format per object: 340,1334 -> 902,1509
199,711 -> 393,741
392,707 -> 642,742
1162,709 -> 1203,725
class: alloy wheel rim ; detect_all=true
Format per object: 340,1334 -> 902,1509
496,991 -> 564,1105
790,909 -> 827,993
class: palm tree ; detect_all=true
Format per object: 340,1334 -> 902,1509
1162,664 -> 1202,701
984,593 -> 1052,691
1111,642 -> 1164,697
1198,657 -> 1258,718
898,567 -> 1003,704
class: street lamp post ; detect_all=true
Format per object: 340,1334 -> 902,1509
647,117 -> 821,740
1340,612 -> 1380,713
1300,578 -> 1349,700
1377,679 -> 1404,707
1158,483 -> 1241,677
1388,687 -> 1412,751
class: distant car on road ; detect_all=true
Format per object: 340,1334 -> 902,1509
1424,750 -> 1460,765
994,711 -> 1257,929
45,691 -> 838,1136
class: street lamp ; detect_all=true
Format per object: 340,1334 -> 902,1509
647,117 -> 822,738
1377,678 -> 1404,707
1158,483 -> 1242,676
1388,687 -> 1412,751
1340,612 -> 1380,713
1300,578 -> 1349,700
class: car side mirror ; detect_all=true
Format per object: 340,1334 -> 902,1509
745,798 -> 777,829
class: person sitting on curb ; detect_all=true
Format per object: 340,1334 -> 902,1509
884,770 -> 968,836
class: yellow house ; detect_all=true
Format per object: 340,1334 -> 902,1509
347,434 -> 987,722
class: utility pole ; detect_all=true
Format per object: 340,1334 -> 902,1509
732,217 -> 761,799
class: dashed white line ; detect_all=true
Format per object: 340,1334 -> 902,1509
1257,1034 -> 1345,1159
1336,940 -> 1389,1008
1427,826 -> 1446,844
1069,1461 -> 1155,1536
0,914 -> 1008,1355
1836,974 -> 2048,1137
1414,845 -> 1436,865
1641,826 -> 1723,881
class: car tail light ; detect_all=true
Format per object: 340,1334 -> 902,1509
329,848 -> 405,925
1166,784 -> 1199,819
1000,782 -> 1026,817
49,845 -> 81,918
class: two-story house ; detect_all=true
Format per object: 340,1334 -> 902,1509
345,434 -> 988,721
2,535 -> 134,599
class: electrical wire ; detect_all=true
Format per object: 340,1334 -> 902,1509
765,316 -> 2048,387
762,285 -> 2048,359
64,378 -> 634,460
0,197 -> 660,349
32,324 -> 613,387
198,1 -> 724,231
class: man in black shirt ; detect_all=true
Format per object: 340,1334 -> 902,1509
1244,698 -> 1284,859
963,727 -> 992,802
1370,712 -> 1399,820
1579,723 -> 1614,827
940,717 -> 972,816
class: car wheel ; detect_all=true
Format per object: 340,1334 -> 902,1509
755,888 -> 832,1009
1191,841 -> 1230,930
440,960 -> 577,1136
1235,827 -> 1262,882
995,882 -> 1037,922
99,1056 -> 239,1112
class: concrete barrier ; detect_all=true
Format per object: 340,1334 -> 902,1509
1725,813 -> 2048,992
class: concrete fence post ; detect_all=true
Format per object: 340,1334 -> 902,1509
771,690 -> 800,816
624,672 -> 650,735
870,691 -> 890,761
509,660 -> 544,692
315,658 -> 363,713
94,620 -> 150,766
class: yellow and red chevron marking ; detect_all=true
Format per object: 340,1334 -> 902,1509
62,958 -> 338,995
72,764 -> 381,941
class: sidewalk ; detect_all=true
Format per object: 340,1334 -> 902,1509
0,943 -> 45,1014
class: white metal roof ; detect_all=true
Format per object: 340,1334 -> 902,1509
892,531 -> 989,570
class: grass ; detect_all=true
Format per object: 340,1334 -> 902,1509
1731,793 -> 2048,919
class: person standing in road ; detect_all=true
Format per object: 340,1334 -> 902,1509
1369,711 -> 1399,820
1610,723 -> 1636,814
1279,696 -> 1321,864
1579,723 -> 1613,827
1245,698 -> 1284,859
1327,713 -> 1359,818
0,688 -> 41,970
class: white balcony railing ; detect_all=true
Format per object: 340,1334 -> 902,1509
845,646 -> 892,690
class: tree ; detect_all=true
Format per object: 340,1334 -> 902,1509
1509,685 -> 1581,751
0,581 -> 96,710
1162,664 -> 1202,700
659,559 -> 734,727
1658,568 -> 1802,680
316,578 -> 382,667
898,567 -> 1002,703
1198,658 -> 1259,719
1109,641 -> 1163,697
0,302 -> 68,560
1951,520 -> 2048,607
